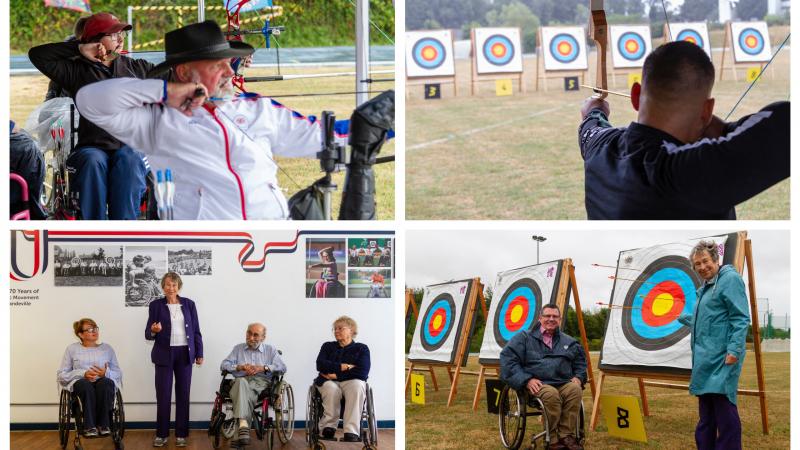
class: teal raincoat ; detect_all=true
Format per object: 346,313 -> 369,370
678,264 -> 749,405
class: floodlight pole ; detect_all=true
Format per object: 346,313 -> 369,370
531,235 -> 547,264
355,0 -> 370,106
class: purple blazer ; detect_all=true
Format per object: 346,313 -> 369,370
145,296 -> 203,366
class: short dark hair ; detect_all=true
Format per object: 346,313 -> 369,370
642,41 -> 715,104
541,304 -> 561,316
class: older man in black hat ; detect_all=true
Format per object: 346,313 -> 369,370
75,20 -> 358,220
29,12 -> 161,220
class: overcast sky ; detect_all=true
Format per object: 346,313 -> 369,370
406,229 -> 790,321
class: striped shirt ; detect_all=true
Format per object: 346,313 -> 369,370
57,342 -> 122,391
221,342 -> 286,379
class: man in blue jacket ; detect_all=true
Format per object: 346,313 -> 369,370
500,305 -> 587,450
679,241 -> 749,450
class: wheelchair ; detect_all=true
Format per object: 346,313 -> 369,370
498,384 -> 585,450
305,382 -> 378,450
208,370 -> 295,449
58,386 -> 125,450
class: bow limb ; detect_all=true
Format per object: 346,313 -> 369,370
590,0 -> 608,100
226,0 -> 249,92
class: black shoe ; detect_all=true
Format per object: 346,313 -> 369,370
321,427 -> 336,439
341,432 -> 361,442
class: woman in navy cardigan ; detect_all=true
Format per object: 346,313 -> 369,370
145,272 -> 203,447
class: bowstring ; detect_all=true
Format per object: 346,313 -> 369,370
724,33 -> 790,121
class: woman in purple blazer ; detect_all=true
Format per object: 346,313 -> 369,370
145,272 -> 203,448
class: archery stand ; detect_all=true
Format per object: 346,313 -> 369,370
590,232 -> 769,434
534,29 -> 588,92
471,258 -> 597,411
718,22 -> 774,82
405,288 -> 420,331
405,278 -> 488,407
470,28 -> 526,95
406,32 -> 458,99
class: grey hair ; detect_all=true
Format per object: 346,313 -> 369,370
248,322 -> 267,335
689,240 -> 719,263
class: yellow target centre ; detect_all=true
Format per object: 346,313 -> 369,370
685,37 -> 697,44
558,42 -> 571,55
510,304 -> 524,323
422,47 -> 436,60
432,315 -> 443,330
652,293 -> 675,316
746,36 -> 757,47
492,44 -> 506,57
625,40 -> 639,52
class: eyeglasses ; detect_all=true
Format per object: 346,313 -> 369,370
81,327 -> 99,333
104,32 -> 126,41
333,326 -> 350,331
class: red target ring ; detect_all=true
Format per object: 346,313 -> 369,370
640,280 -> 685,327
428,308 -> 448,337
503,296 -> 530,333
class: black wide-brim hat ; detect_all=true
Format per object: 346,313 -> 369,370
147,20 -> 254,77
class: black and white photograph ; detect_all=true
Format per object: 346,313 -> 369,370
123,246 -> 166,307
168,248 -> 212,275
53,245 -> 123,287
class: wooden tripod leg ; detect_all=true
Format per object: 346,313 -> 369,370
472,366 -> 486,411
590,372 -> 605,430
745,239 -> 770,434
637,377 -> 650,416
429,366 -> 439,391
447,366 -> 462,407
405,362 -> 415,396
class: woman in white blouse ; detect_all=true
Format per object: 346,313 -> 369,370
57,318 -> 122,438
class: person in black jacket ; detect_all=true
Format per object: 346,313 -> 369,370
314,316 -> 370,442
500,305 -> 587,450
10,121 -> 48,219
45,16 -> 89,101
29,12 -> 163,219
578,41 -> 789,220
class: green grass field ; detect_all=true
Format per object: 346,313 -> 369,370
406,27 -> 790,220
405,352 -> 789,449
10,65 -> 395,219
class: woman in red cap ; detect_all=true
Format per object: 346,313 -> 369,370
29,12 -> 166,220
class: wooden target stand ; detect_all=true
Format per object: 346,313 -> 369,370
470,29 -> 525,96
406,32 -> 458,99
589,232 -> 770,434
718,22 -> 774,82
534,29 -> 588,92
405,288 -> 420,331
471,259 -> 597,411
405,278 -> 489,407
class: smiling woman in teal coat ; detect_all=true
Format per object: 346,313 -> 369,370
678,240 -> 750,450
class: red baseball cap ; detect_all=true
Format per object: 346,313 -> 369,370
81,13 -> 132,43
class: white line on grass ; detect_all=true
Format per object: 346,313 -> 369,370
407,102 -> 580,151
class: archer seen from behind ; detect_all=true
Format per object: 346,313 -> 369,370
579,41 -> 789,220
76,20 -> 394,220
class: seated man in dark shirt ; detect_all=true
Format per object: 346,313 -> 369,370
500,305 -> 587,450
579,41 -> 789,220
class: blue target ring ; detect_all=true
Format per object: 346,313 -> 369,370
549,33 -> 580,63
738,28 -> 765,56
412,37 -> 447,70
676,29 -> 704,48
621,255 -> 701,351
493,278 -> 542,346
420,293 -> 456,351
617,32 -> 647,61
482,34 -> 515,66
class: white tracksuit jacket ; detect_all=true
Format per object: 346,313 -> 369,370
76,78 -> 342,220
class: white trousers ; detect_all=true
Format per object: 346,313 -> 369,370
317,379 -> 366,435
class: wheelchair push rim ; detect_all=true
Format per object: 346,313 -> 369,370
276,381 -> 295,443
498,385 -> 526,450
305,385 -> 318,446
365,385 -> 378,447
58,389 -> 72,449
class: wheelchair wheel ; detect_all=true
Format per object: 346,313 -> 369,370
58,390 -> 71,449
365,386 -> 378,447
498,385 -> 526,450
265,427 -> 275,450
311,442 -> 326,450
275,381 -> 295,443
111,390 -> 125,448
305,385 -> 318,446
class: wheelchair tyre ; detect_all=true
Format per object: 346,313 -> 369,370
311,442 -> 326,450
498,385 -> 526,450
112,390 -> 125,442
276,381 -> 295,443
305,385 -> 318,445
265,427 -> 274,450
222,417 -> 237,440
365,386 -> 378,447
58,390 -> 71,449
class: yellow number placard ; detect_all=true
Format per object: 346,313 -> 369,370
410,374 -> 425,405
746,67 -> 761,82
495,79 -> 513,96
600,395 -> 647,443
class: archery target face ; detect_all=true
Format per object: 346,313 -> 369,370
600,236 -> 729,372
408,280 -> 472,364
541,27 -> 588,71
668,22 -> 712,58
478,261 -> 562,364
610,26 -> 652,68
406,30 -> 456,78
473,28 -> 524,74
731,22 -> 772,62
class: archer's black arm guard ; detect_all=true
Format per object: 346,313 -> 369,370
338,90 -> 395,220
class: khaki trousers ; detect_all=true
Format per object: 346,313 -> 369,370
230,376 -> 270,422
317,379 -> 366,435
535,382 -> 582,441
